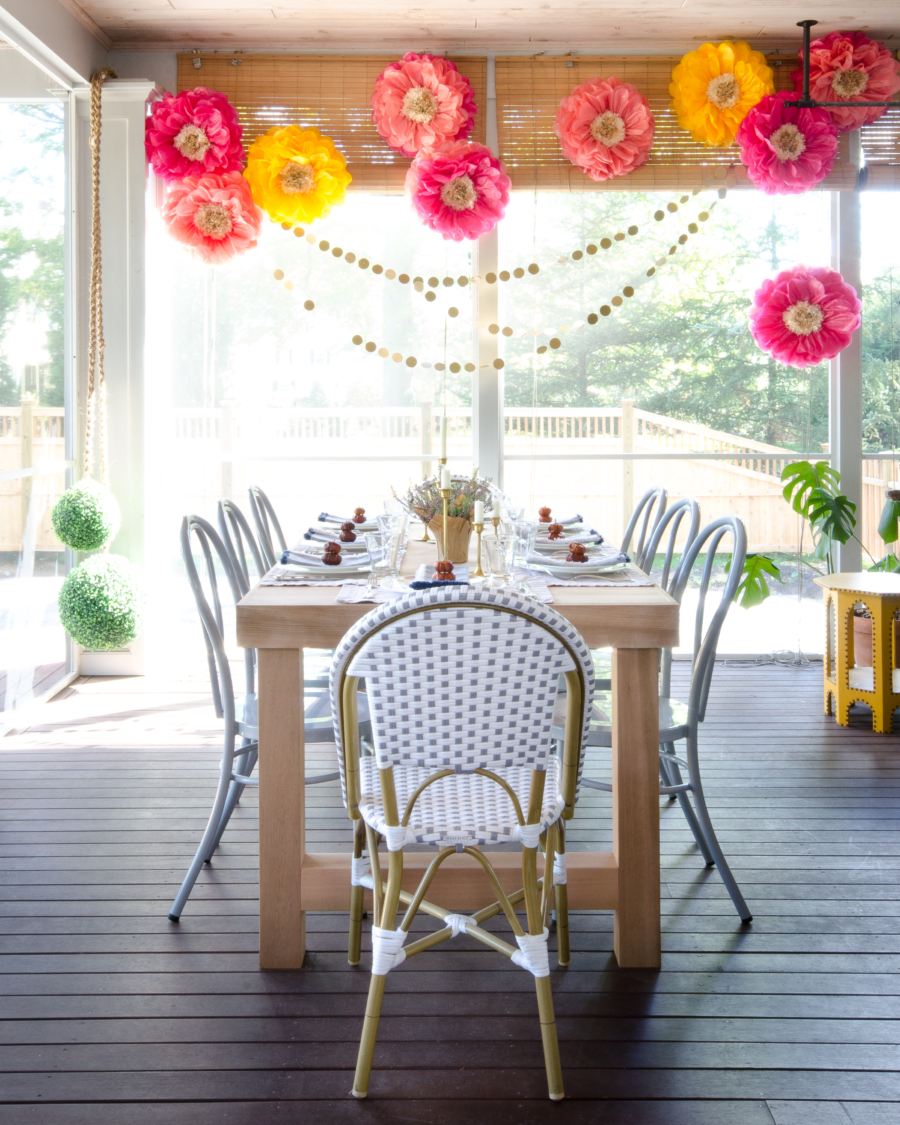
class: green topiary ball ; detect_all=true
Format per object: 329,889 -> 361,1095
51,479 -> 121,551
58,554 -> 145,651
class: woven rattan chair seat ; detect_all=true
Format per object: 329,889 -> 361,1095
357,755 -> 565,849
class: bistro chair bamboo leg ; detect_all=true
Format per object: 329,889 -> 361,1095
554,821 -> 570,967
348,820 -> 366,966
523,839 -> 564,1100
352,851 -> 404,1099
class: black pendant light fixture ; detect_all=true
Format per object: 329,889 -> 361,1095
785,19 -> 899,109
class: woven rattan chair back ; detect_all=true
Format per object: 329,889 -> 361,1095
218,499 -> 266,593
621,485 -> 667,571
247,485 -> 287,569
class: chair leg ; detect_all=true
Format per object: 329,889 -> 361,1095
352,850 -> 403,1098
553,822 -> 570,967
684,734 -> 752,923
661,746 -> 715,867
168,751 -> 234,921
349,820 -> 366,966
535,974 -> 564,1101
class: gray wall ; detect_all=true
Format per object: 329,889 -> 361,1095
109,51 -> 177,94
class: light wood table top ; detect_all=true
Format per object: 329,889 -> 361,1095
237,539 -> 680,651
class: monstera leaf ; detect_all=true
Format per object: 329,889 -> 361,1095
878,495 -> 900,545
725,552 -> 782,609
781,460 -> 842,517
781,460 -> 856,572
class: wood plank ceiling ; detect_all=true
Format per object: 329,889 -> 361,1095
74,0 -> 900,54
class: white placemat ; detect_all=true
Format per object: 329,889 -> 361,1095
260,564 -> 347,587
527,563 -> 655,588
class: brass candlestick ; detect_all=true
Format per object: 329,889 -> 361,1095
491,515 -> 501,536
419,518 -> 431,543
473,522 -> 485,577
440,487 -> 451,561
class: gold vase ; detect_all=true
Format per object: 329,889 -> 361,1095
428,515 -> 472,564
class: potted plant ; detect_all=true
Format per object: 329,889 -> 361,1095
399,472 -> 494,563
781,462 -> 900,666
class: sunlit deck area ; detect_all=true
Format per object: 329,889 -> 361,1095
2,660 -> 898,1123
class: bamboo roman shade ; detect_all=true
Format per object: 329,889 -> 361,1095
495,55 -> 858,191
176,53 -> 487,191
176,52 -> 899,193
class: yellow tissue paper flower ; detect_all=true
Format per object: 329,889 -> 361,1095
244,125 -> 352,225
670,41 -> 775,147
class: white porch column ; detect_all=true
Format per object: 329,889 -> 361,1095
75,78 -> 160,674
829,144 -> 863,572
472,54 -> 503,489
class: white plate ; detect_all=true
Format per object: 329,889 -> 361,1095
282,561 -> 374,578
531,559 -> 629,578
532,536 -> 601,553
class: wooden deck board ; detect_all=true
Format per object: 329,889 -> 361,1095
1,665 -> 899,1121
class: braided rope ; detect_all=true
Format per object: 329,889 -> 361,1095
84,68 -> 116,488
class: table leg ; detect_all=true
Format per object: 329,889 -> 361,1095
611,646 -> 661,969
257,647 -> 306,969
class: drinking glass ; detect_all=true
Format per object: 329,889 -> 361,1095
484,536 -> 517,585
364,532 -> 399,587
512,520 -> 538,569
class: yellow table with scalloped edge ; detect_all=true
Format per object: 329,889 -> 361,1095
814,572 -> 900,734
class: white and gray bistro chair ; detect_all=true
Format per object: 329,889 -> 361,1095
248,484 -> 287,570
330,586 -> 595,1101
621,485 -> 668,572
555,514 -> 752,923
168,514 -> 362,921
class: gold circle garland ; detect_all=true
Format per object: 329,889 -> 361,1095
272,191 -> 723,371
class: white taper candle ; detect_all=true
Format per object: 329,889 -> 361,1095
474,500 -> 484,524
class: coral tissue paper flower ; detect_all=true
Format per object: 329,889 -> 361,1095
162,171 -> 262,265
244,126 -> 351,226
372,52 -> 476,158
749,265 -> 861,368
791,30 -> 900,133
554,76 -> 655,181
737,91 -> 838,194
670,41 -> 775,147
145,87 -> 245,182
405,141 -> 510,242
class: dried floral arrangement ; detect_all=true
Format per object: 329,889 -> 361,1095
398,472 -> 493,524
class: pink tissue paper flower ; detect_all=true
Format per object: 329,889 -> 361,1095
405,140 -> 511,242
146,87 -> 245,182
371,52 -> 477,158
749,265 -> 861,368
791,30 -> 900,133
737,91 -> 838,195
554,76 -> 655,182
162,171 -> 262,265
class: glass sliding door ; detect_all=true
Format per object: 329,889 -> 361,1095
0,45 -> 71,715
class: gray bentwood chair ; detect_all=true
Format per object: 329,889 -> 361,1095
169,514 -> 357,921
330,586 -> 595,1101
248,484 -> 287,569
556,515 -> 751,923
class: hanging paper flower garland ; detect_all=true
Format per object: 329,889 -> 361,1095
145,87 -> 245,182
161,171 -> 262,265
670,41 -> 774,147
405,141 -> 510,242
243,125 -> 352,226
791,31 -> 900,134
554,77 -> 655,182
737,91 -> 839,195
749,265 -> 861,368
371,52 -> 477,158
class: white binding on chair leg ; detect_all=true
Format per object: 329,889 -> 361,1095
382,825 -> 408,851
442,913 -> 475,937
552,853 -> 567,886
370,926 -> 407,975
516,824 -> 543,849
512,929 -> 551,977
351,854 -> 373,889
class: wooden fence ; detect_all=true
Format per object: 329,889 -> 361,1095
0,402 -> 66,553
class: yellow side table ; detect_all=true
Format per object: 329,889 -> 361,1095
814,572 -> 900,734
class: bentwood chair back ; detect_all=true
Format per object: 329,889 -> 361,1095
218,499 -> 266,593
642,496 -> 700,695
621,485 -> 668,571
248,485 -> 287,569
329,586 -> 595,1101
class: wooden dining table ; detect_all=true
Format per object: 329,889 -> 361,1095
236,538 -> 679,971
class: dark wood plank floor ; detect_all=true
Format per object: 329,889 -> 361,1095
1,662 -> 900,1124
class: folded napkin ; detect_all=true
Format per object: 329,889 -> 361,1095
336,581 -> 408,604
260,564 -> 346,587
319,511 -> 378,531
534,529 -> 604,549
282,548 -> 370,567
541,513 -> 582,527
303,528 -> 368,550
410,562 -> 470,589
526,549 -> 629,569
